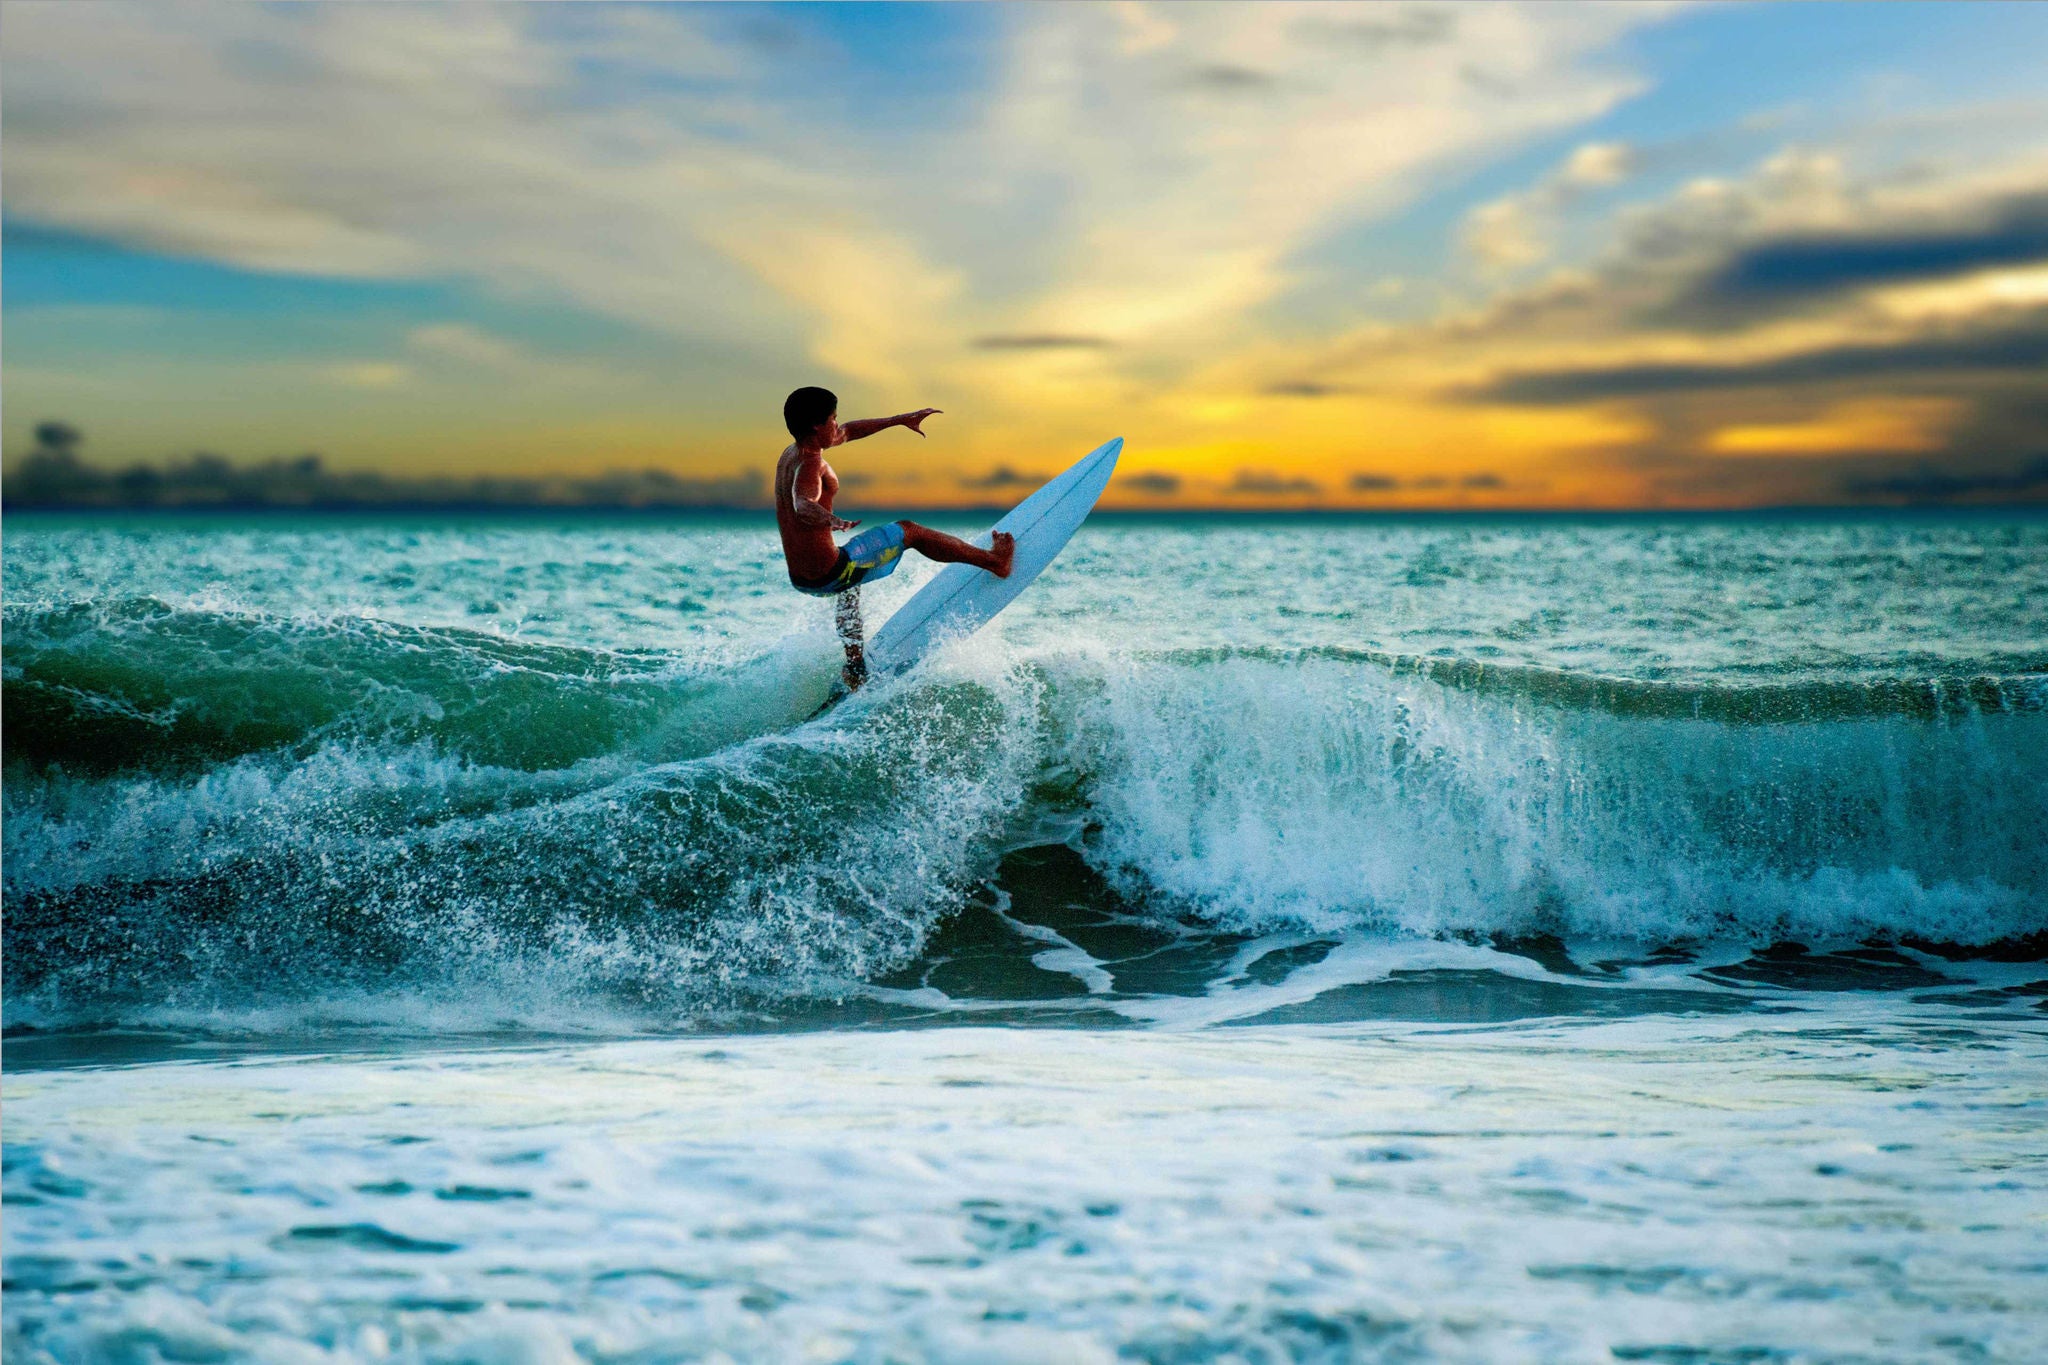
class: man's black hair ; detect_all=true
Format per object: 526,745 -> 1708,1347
784,386 -> 838,441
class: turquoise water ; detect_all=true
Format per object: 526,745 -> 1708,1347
5,511 -> 2046,1360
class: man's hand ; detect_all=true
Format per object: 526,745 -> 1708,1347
841,408 -> 944,442
831,515 -> 861,531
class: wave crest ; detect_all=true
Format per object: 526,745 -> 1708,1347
1065,651 -> 2045,942
5,608 -> 2043,1028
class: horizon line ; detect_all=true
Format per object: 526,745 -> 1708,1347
8,500 -> 2046,518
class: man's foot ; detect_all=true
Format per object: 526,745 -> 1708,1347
900,520 -> 1016,577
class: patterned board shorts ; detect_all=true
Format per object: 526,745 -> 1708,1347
790,521 -> 907,597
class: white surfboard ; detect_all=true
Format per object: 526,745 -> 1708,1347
865,437 -> 1122,676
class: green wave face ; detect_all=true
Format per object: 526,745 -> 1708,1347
3,598 -> 832,774
6,600 -> 2043,1029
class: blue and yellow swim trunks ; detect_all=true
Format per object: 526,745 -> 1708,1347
790,521 -> 907,597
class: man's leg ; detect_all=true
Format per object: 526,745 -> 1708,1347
835,586 -> 867,690
899,521 -> 1015,577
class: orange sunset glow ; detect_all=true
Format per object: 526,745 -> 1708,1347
6,3 -> 2048,509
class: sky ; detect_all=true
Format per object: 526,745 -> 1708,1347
5,0 -> 2048,509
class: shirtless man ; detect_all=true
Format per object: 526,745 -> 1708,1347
776,386 -> 1014,689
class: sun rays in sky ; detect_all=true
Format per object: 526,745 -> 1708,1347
6,1 -> 2048,508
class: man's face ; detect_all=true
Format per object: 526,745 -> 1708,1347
820,413 -> 844,447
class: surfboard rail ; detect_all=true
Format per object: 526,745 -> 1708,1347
864,436 -> 1122,676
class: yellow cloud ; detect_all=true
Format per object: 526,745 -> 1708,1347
320,362 -> 411,389
12,4 -> 2047,511
1875,264 -> 2048,321
1463,199 -> 1547,273
705,218 -> 965,390
1707,399 -> 1960,457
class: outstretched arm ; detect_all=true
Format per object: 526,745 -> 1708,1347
790,450 -> 858,531
841,408 -> 942,442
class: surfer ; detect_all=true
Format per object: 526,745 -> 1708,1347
777,386 -> 1014,689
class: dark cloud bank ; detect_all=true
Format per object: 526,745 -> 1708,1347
1250,161 -> 2048,505
1229,469 -> 1321,496
1479,315 -> 2048,405
1668,190 -> 2048,326
1345,472 -> 1505,493
957,464 -> 1051,490
1449,177 -> 2048,505
4,424 -> 765,511
1121,471 -> 1182,495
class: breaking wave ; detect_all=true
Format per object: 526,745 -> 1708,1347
5,600 -> 2044,1029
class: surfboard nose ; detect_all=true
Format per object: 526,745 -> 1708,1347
866,435 -> 1124,675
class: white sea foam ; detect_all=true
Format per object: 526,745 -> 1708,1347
6,634 -> 2043,1033
1056,650 -> 2045,945
5,516 -> 2045,1356
8,1015 -> 2046,1363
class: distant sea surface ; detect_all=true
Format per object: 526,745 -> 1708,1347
6,510 -> 2046,1362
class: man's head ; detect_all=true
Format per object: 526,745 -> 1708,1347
784,386 -> 840,447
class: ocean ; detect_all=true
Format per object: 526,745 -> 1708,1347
5,510 -> 2046,1362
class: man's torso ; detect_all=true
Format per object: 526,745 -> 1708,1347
774,443 -> 842,582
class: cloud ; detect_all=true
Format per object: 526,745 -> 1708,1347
1111,2 -> 1178,57
700,219 -> 965,389
22,3 -> 2045,510
311,324 -> 626,397
957,464 -> 1051,489
1228,468 -> 1320,495
1707,398 -> 1957,456
320,362 -> 412,390
0,2 -> 812,360
1304,9 -> 1460,52
1461,472 -> 1505,488
1544,153 -> 2048,340
1559,141 -> 1634,189
2,0 -> 1671,416
1462,140 -> 1639,272
1181,64 -> 1278,94
1815,381 -> 2048,504
2,433 -> 765,510
1121,471 -> 1182,495
1349,473 -> 1399,490
1462,198 -> 1550,273
1476,312 -> 2048,403
970,335 -> 1114,351
1839,457 -> 2048,503
402,322 -> 627,390
965,2 -> 1662,371
1241,145 -> 2048,505
406,323 -> 530,369
1667,189 -> 2048,323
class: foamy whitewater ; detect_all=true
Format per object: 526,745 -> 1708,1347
5,511 -> 2046,1361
